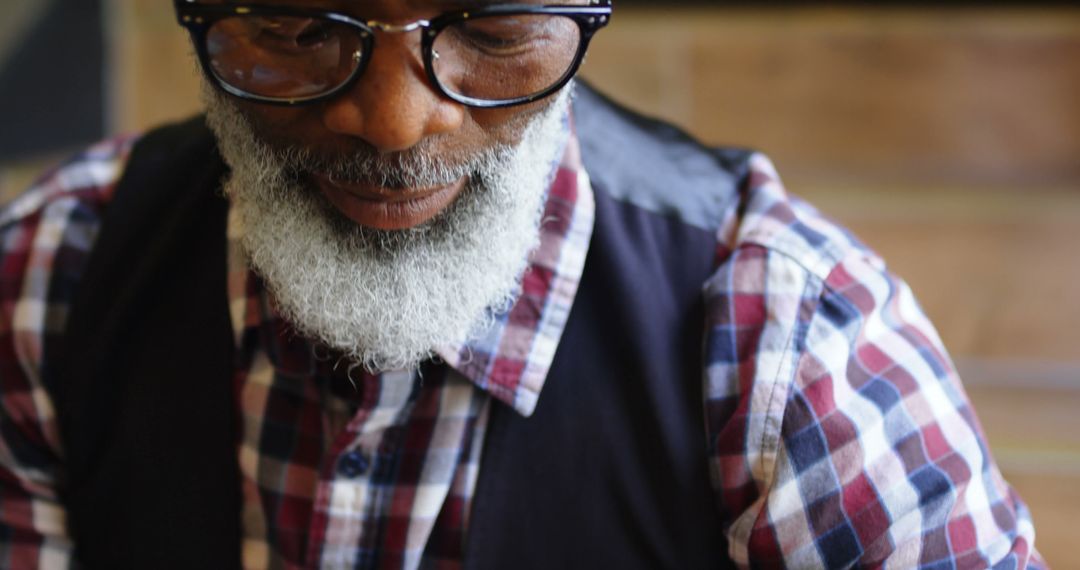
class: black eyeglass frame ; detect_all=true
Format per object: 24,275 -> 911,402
174,0 -> 612,108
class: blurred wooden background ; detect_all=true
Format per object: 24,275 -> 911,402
1,3 -> 1078,565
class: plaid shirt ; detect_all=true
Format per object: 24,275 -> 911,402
0,127 -> 1042,568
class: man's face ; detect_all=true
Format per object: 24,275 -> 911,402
223,0 -> 571,230
201,0 -> 576,371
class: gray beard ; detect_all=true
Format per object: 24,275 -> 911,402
203,85 -> 572,371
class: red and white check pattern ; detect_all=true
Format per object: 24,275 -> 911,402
0,136 -> 135,568
705,154 -> 1044,567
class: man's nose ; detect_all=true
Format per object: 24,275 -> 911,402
320,34 -> 464,154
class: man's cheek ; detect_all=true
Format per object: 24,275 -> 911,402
235,103 -> 323,148
470,100 -> 555,146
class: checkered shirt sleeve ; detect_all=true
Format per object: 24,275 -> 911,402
0,138 -> 132,568
705,154 -> 1045,568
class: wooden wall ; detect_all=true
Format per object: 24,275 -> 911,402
582,7 -> 1080,190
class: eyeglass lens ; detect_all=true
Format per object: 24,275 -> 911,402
207,16 -> 365,99
432,15 -> 581,102
203,13 -> 583,103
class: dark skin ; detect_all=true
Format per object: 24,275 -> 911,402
231,0 -> 559,230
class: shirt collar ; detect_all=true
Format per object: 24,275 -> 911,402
227,128 -> 595,418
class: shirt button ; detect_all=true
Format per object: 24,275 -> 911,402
337,450 -> 370,478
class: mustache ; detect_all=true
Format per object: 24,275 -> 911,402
232,115 -> 516,191
274,144 -> 507,190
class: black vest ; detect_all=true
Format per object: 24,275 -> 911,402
53,85 -> 751,569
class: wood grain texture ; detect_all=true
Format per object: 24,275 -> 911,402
581,7 -> 1080,189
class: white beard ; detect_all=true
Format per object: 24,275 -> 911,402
204,86 -> 573,371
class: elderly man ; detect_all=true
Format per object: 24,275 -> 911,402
0,0 -> 1042,568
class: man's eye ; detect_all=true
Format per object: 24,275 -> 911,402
453,18 -> 548,54
249,17 -> 331,49
463,29 -> 527,50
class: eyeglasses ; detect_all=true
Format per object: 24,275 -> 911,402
175,1 -> 611,108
